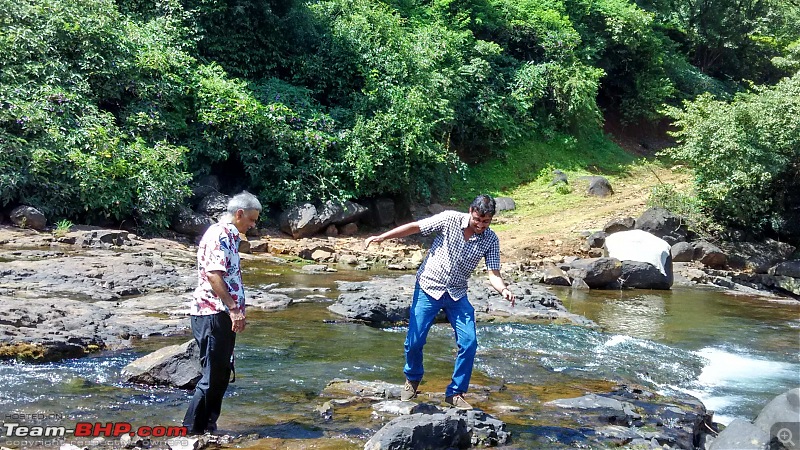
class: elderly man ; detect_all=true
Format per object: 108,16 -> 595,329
183,191 -> 261,435
365,194 -> 515,410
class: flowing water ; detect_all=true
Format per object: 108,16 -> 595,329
1,261 -> 798,448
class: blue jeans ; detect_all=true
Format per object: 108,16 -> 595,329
404,284 -> 477,397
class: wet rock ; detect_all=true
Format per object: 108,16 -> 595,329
708,419 -> 767,450
543,265 -> 571,286
246,291 -> 293,310
567,257 -> 623,288
329,275 -> 595,326
122,339 -> 201,389
364,411 -> 471,450
620,260 -> 672,290
0,251 -> 193,300
544,386 -> 713,450
10,205 -> 47,231
322,378 -> 402,399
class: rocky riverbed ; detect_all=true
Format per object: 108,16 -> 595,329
1,223 -> 796,449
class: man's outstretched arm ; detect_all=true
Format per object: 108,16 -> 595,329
364,222 -> 422,248
488,269 -> 515,307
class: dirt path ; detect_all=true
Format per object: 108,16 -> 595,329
489,165 -> 689,261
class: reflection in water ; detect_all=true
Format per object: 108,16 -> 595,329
596,294 -> 667,340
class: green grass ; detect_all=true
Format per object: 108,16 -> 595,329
449,132 -> 637,204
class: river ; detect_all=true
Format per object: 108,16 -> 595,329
0,261 -> 798,448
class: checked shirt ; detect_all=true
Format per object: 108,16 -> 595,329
416,210 -> 501,301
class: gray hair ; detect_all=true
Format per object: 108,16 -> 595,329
227,191 -> 262,214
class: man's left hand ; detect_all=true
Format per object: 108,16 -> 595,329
502,288 -> 516,307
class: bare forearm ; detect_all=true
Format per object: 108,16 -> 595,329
489,269 -> 516,306
365,222 -> 421,247
207,272 -> 237,310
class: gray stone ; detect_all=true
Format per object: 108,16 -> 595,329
10,206 -> 46,231
587,231 -> 607,249
171,205 -> 214,237
635,207 -> 689,245
753,388 -> 800,435
568,258 -> 623,288
364,412 -> 471,450
671,241 -> 694,262
545,394 -> 625,410
122,340 -> 201,389
543,266 -> 571,286
693,240 -> 728,268
709,419 -> 768,450
603,217 -> 636,234
770,260 -> 800,278
619,260 -> 672,290
494,197 -> 516,212
280,203 -> 323,239
577,176 -> 614,197
197,192 -> 230,220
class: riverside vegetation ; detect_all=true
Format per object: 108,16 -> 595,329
0,0 -> 799,247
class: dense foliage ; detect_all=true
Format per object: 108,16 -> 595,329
663,73 -> 800,239
0,0 -> 797,232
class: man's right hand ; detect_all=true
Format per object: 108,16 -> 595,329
364,236 -> 383,248
230,308 -> 246,332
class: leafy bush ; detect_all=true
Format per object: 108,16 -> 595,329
663,73 -> 800,236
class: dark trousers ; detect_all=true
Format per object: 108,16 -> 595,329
183,313 -> 236,434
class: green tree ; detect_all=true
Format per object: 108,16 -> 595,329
663,73 -> 800,237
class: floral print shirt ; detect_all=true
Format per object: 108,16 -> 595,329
190,222 -> 245,316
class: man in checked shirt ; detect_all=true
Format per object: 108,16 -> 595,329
365,194 -> 516,410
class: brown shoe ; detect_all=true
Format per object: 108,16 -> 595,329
401,379 -> 420,401
445,393 -> 473,410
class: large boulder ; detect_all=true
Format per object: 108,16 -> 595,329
635,207 -> 690,245
620,260 -> 672,290
121,340 -> 201,389
605,229 -> 673,288
769,260 -> 800,278
10,206 -> 47,231
362,198 -> 396,227
197,192 -> 231,220
280,201 -> 367,239
709,388 -> 800,450
567,258 -> 623,288
171,205 -> 214,237
280,203 -> 321,238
